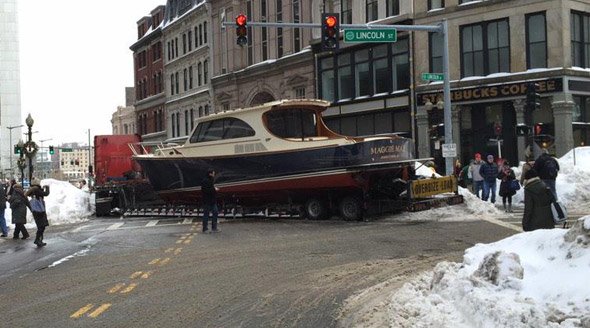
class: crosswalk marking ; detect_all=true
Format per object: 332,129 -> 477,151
106,223 -> 125,230
146,220 -> 158,227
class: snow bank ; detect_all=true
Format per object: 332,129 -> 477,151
389,216 -> 590,327
5,178 -> 92,227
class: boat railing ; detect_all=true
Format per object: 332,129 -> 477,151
128,141 -> 182,157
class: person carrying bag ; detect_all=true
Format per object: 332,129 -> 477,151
25,179 -> 50,247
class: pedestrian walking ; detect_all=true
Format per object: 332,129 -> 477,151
201,168 -> 220,233
497,160 -> 517,212
8,184 -> 31,240
459,160 -> 473,190
25,179 -> 50,247
522,168 -> 554,231
470,153 -> 485,198
479,154 -> 499,203
533,149 -> 560,200
6,179 -> 16,199
0,182 -> 8,237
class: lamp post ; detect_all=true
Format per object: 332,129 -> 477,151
6,124 -> 24,176
23,114 -> 38,184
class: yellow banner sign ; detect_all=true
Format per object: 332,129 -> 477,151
409,176 -> 457,199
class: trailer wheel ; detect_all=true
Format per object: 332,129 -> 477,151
304,199 -> 328,220
338,196 -> 362,221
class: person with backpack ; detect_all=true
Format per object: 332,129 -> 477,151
533,150 -> 559,200
25,178 -> 50,247
522,168 -> 554,231
0,181 -> 8,237
8,184 -> 31,240
479,154 -> 499,204
497,160 -> 517,212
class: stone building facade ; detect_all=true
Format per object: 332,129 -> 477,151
161,0 -> 212,143
112,87 -> 137,135
131,5 -> 167,143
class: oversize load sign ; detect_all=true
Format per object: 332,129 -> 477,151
409,176 -> 457,199
344,29 -> 397,43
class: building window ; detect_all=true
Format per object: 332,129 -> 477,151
198,63 -> 202,86
171,113 -> 176,137
194,26 -> 198,47
387,0 -> 400,17
223,103 -> 230,111
429,32 -> 443,73
190,108 -> 195,131
277,0 -> 283,58
170,74 -> 175,95
182,33 -> 187,54
185,110 -> 189,135
204,22 -> 207,44
460,0 -> 477,3
199,106 -> 204,117
573,96 -> 590,146
571,11 -> 590,68
366,0 -> 378,22
460,18 -> 509,77
338,53 -> 353,100
320,57 -> 335,102
373,45 -> 390,94
247,1 -> 254,65
183,68 -> 188,91
526,12 -> 547,69
428,0 -> 444,10
355,49 -> 371,97
341,0 -> 352,24
295,87 -> 305,99
204,60 -> 208,84
205,105 -> 210,116
261,0 -> 268,61
188,31 -> 192,51
176,112 -> 181,137
199,24 -> 203,46
175,72 -> 179,94
293,0 -> 301,52
175,37 -> 178,57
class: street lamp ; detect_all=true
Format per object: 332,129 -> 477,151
23,114 -> 38,184
16,139 -> 26,185
6,124 -> 24,176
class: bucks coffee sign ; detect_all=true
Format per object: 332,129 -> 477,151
417,78 -> 563,106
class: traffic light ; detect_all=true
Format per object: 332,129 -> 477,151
49,146 -> 55,155
236,14 -> 248,46
321,13 -> 340,51
516,124 -> 530,136
14,145 -> 21,155
526,82 -> 541,111
436,124 -> 445,138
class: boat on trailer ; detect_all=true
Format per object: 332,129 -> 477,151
132,99 -> 428,220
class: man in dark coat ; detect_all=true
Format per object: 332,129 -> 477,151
201,169 -> 220,233
479,154 -> 499,203
0,182 -> 8,237
522,168 -> 555,232
25,178 -> 50,247
8,184 -> 31,239
533,150 -> 560,200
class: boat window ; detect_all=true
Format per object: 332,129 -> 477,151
189,118 -> 255,143
265,108 -> 318,139
223,118 -> 256,139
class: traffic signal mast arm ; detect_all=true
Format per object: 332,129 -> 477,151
222,20 -> 441,32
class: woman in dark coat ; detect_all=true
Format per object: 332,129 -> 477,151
8,184 -> 31,239
497,160 -> 517,212
522,168 -> 554,232
25,179 -> 50,247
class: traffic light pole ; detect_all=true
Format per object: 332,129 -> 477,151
223,19 -> 453,175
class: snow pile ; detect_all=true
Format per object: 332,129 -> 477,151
389,216 -> 590,327
5,178 -> 92,227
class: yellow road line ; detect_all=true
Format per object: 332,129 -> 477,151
88,303 -> 112,318
108,283 -> 126,294
130,271 -> 143,279
164,247 -> 174,253
70,304 -> 94,318
174,248 -> 182,255
141,271 -> 153,279
176,239 -> 183,244
120,283 -> 137,294
183,239 -> 192,244
149,258 -> 161,265
159,258 -> 170,266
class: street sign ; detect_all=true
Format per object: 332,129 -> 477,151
61,148 -> 73,152
422,73 -> 445,81
442,143 -> 456,158
343,29 -> 397,43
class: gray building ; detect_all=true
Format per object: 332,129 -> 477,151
0,0 -> 23,177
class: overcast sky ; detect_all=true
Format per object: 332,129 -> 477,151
18,0 -> 165,145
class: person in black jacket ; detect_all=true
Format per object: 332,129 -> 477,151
8,184 -> 31,240
522,168 -> 554,231
497,161 -> 516,212
201,169 -> 220,233
0,182 -> 8,237
479,154 -> 499,203
533,150 -> 560,200
25,178 -> 50,247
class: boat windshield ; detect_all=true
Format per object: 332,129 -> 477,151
189,117 -> 256,143
264,108 -> 319,139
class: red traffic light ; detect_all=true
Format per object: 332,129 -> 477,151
325,16 -> 337,28
236,14 -> 247,27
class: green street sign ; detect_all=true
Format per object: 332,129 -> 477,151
422,73 -> 445,81
61,148 -> 73,152
343,29 -> 397,43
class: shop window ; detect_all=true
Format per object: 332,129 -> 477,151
355,49 -> 371,97
573,96 -> 590,146
571,11 -> 590,68
338,54 -> 353,99
373,45 -> 391,94
461,18 -> 509,77
320,57 -> 335,102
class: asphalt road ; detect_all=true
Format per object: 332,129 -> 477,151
0,215 -> 517,327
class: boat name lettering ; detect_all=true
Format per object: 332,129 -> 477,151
370,145 -> 406,156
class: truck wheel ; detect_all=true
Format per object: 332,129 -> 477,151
304,199 -> 327,220
338,197 -> 362,221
